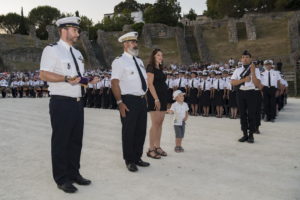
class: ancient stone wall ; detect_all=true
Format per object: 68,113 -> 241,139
227,19 -> 238,43
175,27 -> 192,65
46,25 -> 59,43
142,23 -> 176,48
97,30 -> 119,66
193,25 -> 210,62
80,31 -> 101,68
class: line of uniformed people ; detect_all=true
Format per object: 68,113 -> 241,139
83,73 -> 117,109
0,76 -> 49,98
163,65 -> 288,123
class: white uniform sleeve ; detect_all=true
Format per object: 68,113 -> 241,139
255,68 -> 261,80
231,69 -> 239,80
111,59 -> 124,80
40,46 -> 56,72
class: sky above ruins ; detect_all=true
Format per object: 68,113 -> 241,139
0,0 -> 206,23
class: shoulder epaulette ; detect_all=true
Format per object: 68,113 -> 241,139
115,54 -> 122,59
48,42 -> 58,47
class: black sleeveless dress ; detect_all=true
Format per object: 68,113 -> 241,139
146,66 -> 168,111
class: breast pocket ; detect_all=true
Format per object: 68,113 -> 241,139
124,68 -> 137,80
60,59 -> 72,76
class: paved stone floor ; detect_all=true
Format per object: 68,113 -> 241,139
0,98 -> 299,200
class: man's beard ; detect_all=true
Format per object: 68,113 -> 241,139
67,35 -> 78,44
128,47 -> 139,57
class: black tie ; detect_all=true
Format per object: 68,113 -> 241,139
217,79 -> 220,90
203,81 -> 206,90
192,79 -> 194,88
70,47 -> 85,97
168,80 -> 170,87
179,78 -> 182,88
268,71 -> 271,87
133,56 -> 147,92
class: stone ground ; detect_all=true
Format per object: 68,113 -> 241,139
0,98 -> 299,200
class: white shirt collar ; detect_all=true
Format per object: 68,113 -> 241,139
58,39 -> 72,50
124,51 -> 133,59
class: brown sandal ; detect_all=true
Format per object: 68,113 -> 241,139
147,149 -> 161,159
155,147 -> 167,156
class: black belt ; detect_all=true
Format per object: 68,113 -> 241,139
122,94 -> 145,99
51,95 -> 81,102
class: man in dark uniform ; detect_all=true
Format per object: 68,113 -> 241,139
39,17 -> 99,193
111,32 -> 150,172
231,50 -> 261,143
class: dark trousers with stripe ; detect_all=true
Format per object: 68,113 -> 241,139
120,95 -> 147,163
254,90 -> 262,128
237,90 -> 257,134
262,86 -> 276,120
49,96 -> 84,185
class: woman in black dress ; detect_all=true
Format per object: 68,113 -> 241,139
146,49 -> 168,159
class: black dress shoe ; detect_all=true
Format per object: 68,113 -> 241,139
126,163 -> 138,172
57,182 -> 78,193
135,160 -> 150,167
248,135 -> 254,143
71,175 -> 91,185
238,136 -> 248,142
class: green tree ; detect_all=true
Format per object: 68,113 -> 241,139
80,16 -> 93,32
28,6 -> 61,40
114,0 -> 141,14
0,13 -> 22,34
101,13 -> 133,32
184,9 -> 197,21
16,7 -> 29,35
144,0 -> 181,26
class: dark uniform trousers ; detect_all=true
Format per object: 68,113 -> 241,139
1,90 -> 6,98
49,96 -> 84,185
102,87 -> 110,108
94,89 -> 101,108
120,95 -> 147,163
237,90 -> 257,134
254,90 -> 262,129
262,86 -> 276,120
86,88 -> 94,107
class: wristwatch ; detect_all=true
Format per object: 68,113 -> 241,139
117,100 -> 123,105
64,76 -> 69,82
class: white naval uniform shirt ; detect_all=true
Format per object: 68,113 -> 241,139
17,81 -> 24,87
95,81 -> 103,89
231,65 -> 261,90
40,39 -> 84,98
11,81 -> 18,88
111,52 -> 147,96
102,78 -> 111,88
165,78 -> 173,89
260,69 -> 281,88
0,80 -> 8,87
212,78 -> 226,90
188,78 -> 200,88
174,77 -> 188,88
200,79 -> 211,91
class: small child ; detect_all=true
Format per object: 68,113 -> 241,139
167,90 -> 189,153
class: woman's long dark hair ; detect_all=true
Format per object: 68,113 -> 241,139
147,48 -> 164,71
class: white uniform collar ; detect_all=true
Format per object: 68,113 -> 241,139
58,39 -> 72,50
124,51 -> 134,59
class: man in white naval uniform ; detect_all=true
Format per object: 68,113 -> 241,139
111,32 -> 150,172
39,17 -> 98,193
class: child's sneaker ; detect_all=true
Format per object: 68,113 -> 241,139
174,146 -> 181,153
179,146 -> 184,152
